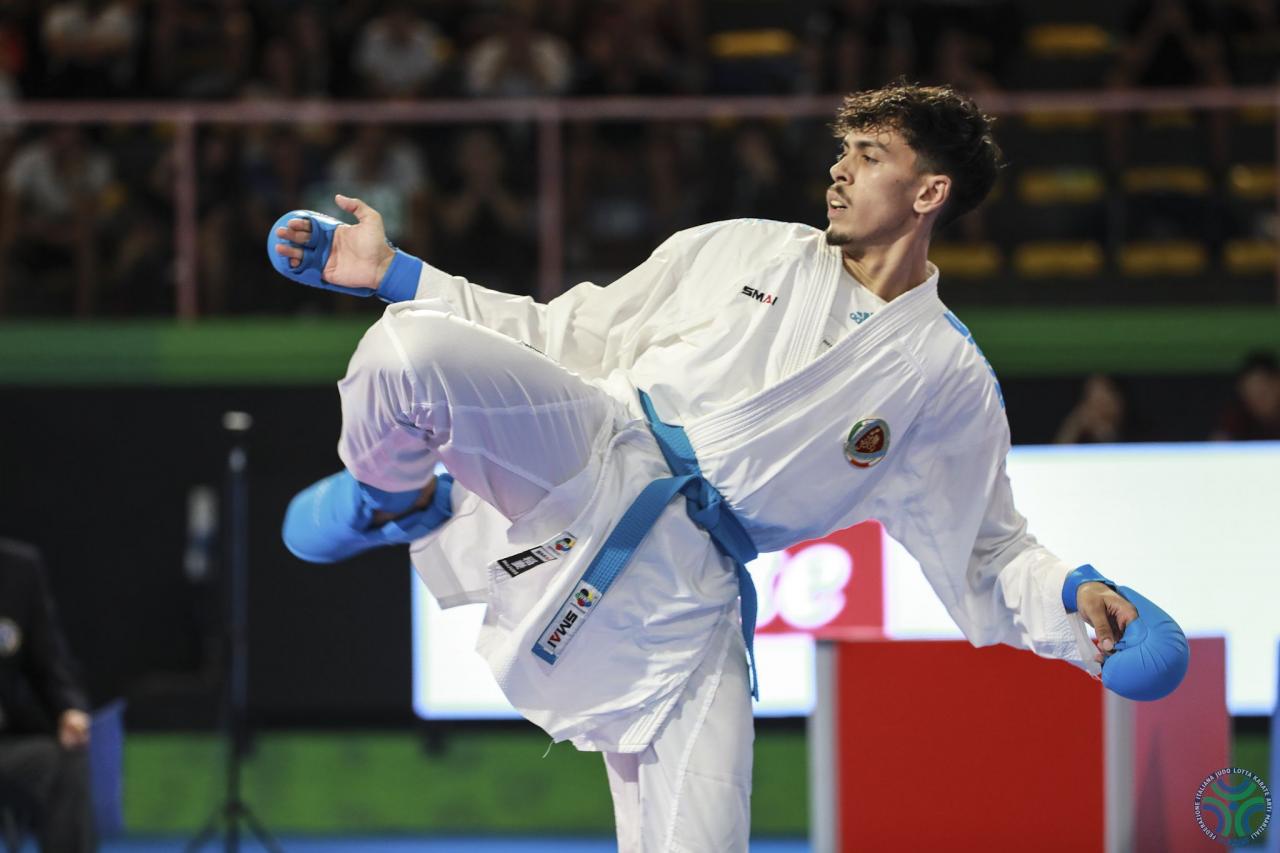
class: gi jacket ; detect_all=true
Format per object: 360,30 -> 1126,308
0,539 -> 89,735
352,219 -> 1102,750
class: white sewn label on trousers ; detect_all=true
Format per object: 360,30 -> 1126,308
532,581 -> 601,666
494,532 -> 578,578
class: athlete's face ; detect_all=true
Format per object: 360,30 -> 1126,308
825,126 -> 945,249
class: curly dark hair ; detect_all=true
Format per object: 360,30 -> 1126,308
832,81 -> 1002,230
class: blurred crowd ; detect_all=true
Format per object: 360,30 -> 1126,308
0,0 -> 1275,315
1055,351 -> 1280,443
0,0 -> 1275,103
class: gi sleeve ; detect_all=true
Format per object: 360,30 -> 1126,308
887,379 -> 1102,679
965,455 -> 1103,678
18,546 -> 90,720
381,224 -> 724,380
390,255 -> 556,349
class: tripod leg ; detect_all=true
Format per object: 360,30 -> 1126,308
184,807 -> 224,853
239,802 -> 284,853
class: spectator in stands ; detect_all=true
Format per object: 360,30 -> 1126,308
0,538 -> 95,853
352,1 -> 446,99
39,0 -> 140,98
240,128 -> 331,313
463,5 -> 571,97
565,119 -> 686,275
1055,374 -> 1134,444
706,123 -> 813,225
420,0 -> 498,46
1218,0 -> 1280,84
0,127 -> 113,316
1113,0 -> 1230,89
193,129 -> 240,314
806,0 -> 913,94
150,0 -> 253,99
0,74 -> 16,149
635,0 -> 704,92
931,27 -> 999,95
561,0 -> 703,270
241,28 -> 330,101
572,1 -> 681,96
243,129 -> 320,254
433,127 -> 535,295
324,125 -> 429,249
922,25 -> 1001,244
0,9 -> 22,158
0,6 -> 33,100
1108,0 -> 1231,167
1210,351 -> 1280,441
96,126 -> 174,314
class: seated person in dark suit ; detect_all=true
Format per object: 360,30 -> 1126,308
0,538 -> 95,852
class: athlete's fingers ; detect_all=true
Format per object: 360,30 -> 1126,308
275,226 -> 311,244
1083,586 -> 1139,656
1106,593 -> 1139,643
272,244 -> 300,266
1080,596 -> 1118,654
286,217 -> 311,233
335,193 -> 380,224
1115,597 -> 1139,630
1102,611 -> 1124,659
274,243 -> 302,269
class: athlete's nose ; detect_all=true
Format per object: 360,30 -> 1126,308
830,154 -> 851,185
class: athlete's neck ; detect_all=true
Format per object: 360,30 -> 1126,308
841,238 -> 932,302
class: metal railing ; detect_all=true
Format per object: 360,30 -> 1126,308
2,85 -> 1278,318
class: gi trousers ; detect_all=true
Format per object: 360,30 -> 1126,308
604,616 -> 755,852
340,306 -> 755,850
0,735 -> 95,852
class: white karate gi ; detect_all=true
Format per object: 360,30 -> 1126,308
335,218 -> 1103,851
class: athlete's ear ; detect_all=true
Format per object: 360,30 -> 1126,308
914,174 -> 950,217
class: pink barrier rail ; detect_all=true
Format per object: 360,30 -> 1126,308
1,86 -> 1277,318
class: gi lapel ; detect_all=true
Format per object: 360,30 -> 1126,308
684,261 -> 944,450
775,231 -> 842,379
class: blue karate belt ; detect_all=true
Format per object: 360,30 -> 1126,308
530,390 -> 761,699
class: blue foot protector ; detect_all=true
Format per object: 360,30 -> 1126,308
1062,565 -> 1190,701
266,209 -> 372,297
282,469 -> 454,563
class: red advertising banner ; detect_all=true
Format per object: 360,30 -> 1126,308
753,520 -> 885,638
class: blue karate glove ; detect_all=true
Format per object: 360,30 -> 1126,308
267,209 -> 372,297
266,206 -> 423,303
1062,564 -> 1190,701
282,469 -> 454,564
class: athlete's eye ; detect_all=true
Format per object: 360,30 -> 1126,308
862,154 -> 877,164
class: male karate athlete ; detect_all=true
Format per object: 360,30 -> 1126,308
270,83 -> 1189,851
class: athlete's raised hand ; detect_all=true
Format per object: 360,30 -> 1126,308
271,194 -> 396,292
1077,581 -> 1139,663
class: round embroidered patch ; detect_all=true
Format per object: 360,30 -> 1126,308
0,618 -> 22,657
844,418 -> 891,468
